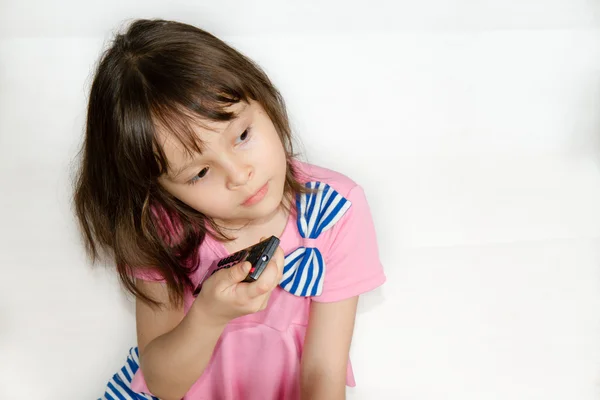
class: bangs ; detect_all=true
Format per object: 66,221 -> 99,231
138,58 -> 257,176
149,94 -> 248,179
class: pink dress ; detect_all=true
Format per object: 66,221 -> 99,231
123,161 -> 386,400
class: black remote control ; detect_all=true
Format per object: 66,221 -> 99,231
193,236 -> 280,297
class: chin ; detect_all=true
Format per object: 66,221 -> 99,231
259,191 -> 284,215
254,181 -> 285,215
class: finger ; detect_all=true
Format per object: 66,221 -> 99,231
247,292 -> 270,313
269,247 -> 285,284
241,275 -> 272,299
242,260 -> 282,299
257,261 -> 281,291
222,261 -> 251,286
273,246 -> 285,273
259,293 -> 270,311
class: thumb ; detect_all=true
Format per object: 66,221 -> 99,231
226,261 -> 251,284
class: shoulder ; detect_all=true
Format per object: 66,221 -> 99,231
287,161 -> 385,302
291,159 -> 360,198
290,159 -> 375,246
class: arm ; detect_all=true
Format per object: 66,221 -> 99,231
300,296 -> 359,400
135,280 -> 226,400
135,246 -> 285,400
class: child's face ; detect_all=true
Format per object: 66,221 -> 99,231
157,100 -> 288,229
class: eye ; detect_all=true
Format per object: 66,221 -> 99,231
188,167 -> 209,185
236,127 -> 252,144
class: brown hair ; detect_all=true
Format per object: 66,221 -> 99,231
73,19 -> 306,308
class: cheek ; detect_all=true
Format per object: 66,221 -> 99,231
160,179 -> 236,217
262,132 -> 287,165
246,133 -> 284,170
274,139 -> 288,172
171,186 -> 226,214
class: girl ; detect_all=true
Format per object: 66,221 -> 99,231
74,18 -> 386,400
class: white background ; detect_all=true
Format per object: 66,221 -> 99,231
1,1 -> 600,399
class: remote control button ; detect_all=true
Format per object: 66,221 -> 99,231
218,257 -> 231,266
261,255 -> 269,262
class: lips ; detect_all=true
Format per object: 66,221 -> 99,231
242,182 -> 269,206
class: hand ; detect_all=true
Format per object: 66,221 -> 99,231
194,239 -> 285,326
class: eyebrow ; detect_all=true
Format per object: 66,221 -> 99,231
169,160 -> 198,180
167,104 -> 249,180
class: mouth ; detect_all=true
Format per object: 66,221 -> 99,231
242,182 -> 269,207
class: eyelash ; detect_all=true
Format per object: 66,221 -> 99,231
236,127 -> 252,144
187,127 -> 253,185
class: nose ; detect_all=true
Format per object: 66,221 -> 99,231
225,159 -> 253,190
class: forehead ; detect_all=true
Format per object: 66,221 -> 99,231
155,101 -> 251,169
158,100 -> 248,137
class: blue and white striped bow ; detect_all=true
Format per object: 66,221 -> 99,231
279,181 -> 352,297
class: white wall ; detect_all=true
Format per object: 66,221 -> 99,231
1,1 -> 600,399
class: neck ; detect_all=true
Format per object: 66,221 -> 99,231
214,194 -> 293,251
